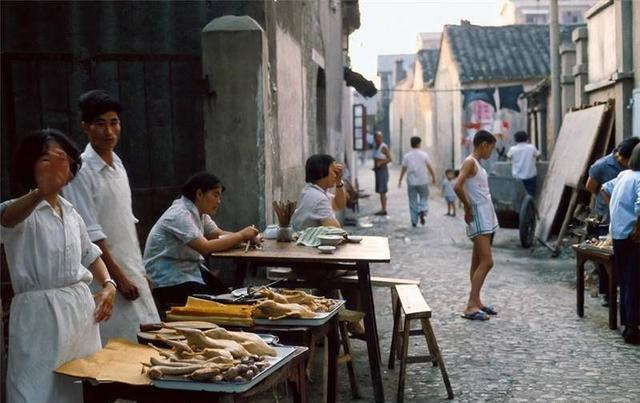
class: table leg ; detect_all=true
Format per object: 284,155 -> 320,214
607,262 -> 618,330
577,256 -> 585,317
326,316 -> 339,403
357,262 -> 385,402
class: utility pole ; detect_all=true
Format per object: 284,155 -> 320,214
550,0 -> 561,138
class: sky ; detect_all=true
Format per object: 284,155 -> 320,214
350,0 -> 504,82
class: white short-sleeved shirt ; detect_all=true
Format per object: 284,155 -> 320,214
143,196 -> 218,288
507,143 -> 539,180
603,170 -> 640,239
290,183 -> 336,231
0,196 -> 101,294
401,149 -> 431,186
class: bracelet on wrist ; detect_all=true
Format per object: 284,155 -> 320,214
336,181 -> 344,188
103,278 -> 117,290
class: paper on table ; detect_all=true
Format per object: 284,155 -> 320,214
55,338 -> 159,385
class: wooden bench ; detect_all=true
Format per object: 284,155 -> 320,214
389,285 -> 453,402
572,244 -> 617,329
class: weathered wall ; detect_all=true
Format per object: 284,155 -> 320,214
433,37 -> 459,173
206,0 -> 347,224
0,1 -> 212,239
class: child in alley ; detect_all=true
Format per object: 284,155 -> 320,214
442,169 -> 457,217
454,130 -> 499,321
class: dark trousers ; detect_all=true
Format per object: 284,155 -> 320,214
613,238 -> 640,327
152,270 -> 230,320
521,176 -> 537,197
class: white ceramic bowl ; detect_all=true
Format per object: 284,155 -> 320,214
318,235 -> 343,246
346,235 -> 363,243
318,245 -> 336,254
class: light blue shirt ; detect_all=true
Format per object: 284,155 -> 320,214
603,170 -> 640,240
143,196 -> 218,288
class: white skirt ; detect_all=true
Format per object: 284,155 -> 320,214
466,201 -> 499,239
7,282 -> 101,403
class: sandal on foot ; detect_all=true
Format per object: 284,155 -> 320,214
480,304 -> 498,315
461,311 -> 489,321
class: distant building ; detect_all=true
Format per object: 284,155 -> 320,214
432,22 -> 579,172
499,0 -> 597,25
377,54 -> 415,145
389,48 -> 439,163
415,32 -> 441,51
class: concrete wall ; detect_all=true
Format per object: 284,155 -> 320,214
433,37 -> 459,174
204,0 -> 348,228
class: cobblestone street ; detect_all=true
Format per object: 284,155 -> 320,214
314,164 -> 640,403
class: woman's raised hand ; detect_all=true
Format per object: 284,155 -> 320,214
35,149 -> 72,196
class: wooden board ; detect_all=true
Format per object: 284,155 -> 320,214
395,285 -> 431,319
212,236 -> 391,264
535,104 -> 609,241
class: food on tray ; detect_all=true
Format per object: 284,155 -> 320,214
256,287 -> 338,313
252,300 -> 317,320
585,236 -> 613,249
142,325 -> 274,383
165,297 -> 255,327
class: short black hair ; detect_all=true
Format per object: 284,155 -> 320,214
629,143 -> 640,171
14,128 -> 82,191
473,130 -> 497,148
616,137 -> 640,159
454,169 -> 460,177
410,136 -> 421,147
181,172 -> 225,202
79,89 -> 122,123
305,154 -> 335,183
514,131 -> 529,143
445,169 -> 454,175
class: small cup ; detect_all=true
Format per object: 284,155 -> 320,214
277,226 -> 295,242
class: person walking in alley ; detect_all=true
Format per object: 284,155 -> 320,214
506,130 -> 541,197
454,130 -> 499,321
398,136 -> 436,227
63,90 -> 159,344
601,143 -> 640,345
373,131 -> 392,215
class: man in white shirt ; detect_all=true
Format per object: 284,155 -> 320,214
506,131 -> 541,197
398,136 -> 436,227
63,90 -> 159,343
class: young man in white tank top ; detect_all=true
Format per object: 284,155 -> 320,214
454,130 -> 499,321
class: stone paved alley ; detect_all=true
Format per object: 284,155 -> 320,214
306,164 -> 640,403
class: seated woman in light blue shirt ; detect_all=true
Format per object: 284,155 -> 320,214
601,143 -> 640,345
290,154 -> 347,231
143,172 -> 259,315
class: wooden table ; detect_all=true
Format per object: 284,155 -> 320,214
82,347 -> 309,403
213,236 -> 391,403
572,244 -> 617,329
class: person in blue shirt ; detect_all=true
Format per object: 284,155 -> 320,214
602,142 -> 640,345
585,137 -> 640,305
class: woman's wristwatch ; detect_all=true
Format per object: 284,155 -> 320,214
103,278 -> 118,289
336,181 -> 344,188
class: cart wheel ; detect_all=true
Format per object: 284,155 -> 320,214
519,195 -> 536,248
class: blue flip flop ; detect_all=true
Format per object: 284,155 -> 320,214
481,304 -> 498,315
461,311 -> 489,321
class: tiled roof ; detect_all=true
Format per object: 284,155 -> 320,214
377,54 -> 415,75
417,49 -> 439,85
444,23 -> 581,84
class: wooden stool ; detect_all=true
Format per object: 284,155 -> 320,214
337,309 -> 363,399
388,285 -> 453,402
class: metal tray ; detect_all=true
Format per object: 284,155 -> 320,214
152,345 -> 298,393
253,299 -> 345,326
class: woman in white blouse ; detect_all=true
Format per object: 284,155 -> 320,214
0,129 -> 116,403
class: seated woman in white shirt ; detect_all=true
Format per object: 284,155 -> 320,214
143,172 -> 259,316
1,129 -> 115,403
290,154 -> 347,231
